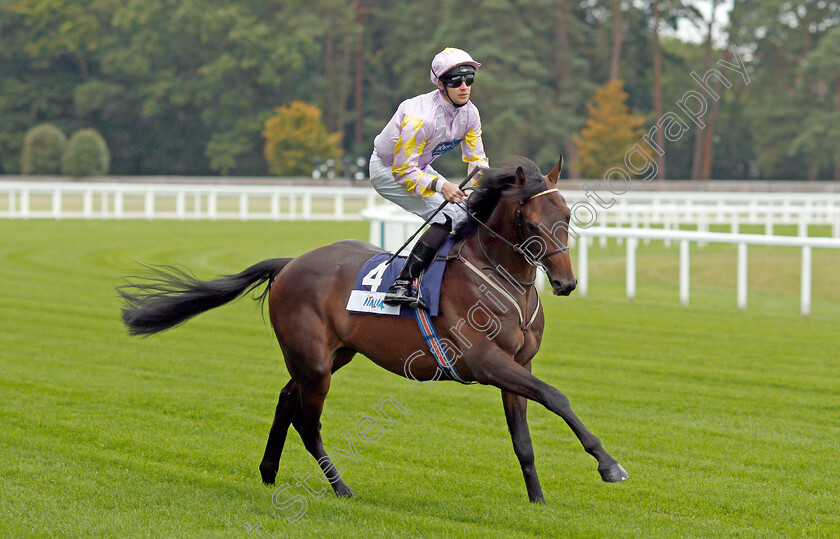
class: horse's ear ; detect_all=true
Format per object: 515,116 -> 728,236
547,156 -> 563,185
515,166 -> 527,186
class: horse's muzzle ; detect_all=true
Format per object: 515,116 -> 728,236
551,278 -> 577,296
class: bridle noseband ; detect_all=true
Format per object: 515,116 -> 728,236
514,188 -> 571,263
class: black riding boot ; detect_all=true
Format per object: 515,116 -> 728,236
384,219 -> 452,309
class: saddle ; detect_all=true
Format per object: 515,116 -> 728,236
346,237 -> 456,318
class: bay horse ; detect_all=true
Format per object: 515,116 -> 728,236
118,157 -> 628,504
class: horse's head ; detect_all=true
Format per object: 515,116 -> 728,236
512,157 -> 576,296
456,156 -> 576,296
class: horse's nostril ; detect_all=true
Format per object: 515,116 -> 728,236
551,278 -> 576,295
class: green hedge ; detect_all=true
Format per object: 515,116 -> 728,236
21,124 -> 67,175
62,129 -> 110,177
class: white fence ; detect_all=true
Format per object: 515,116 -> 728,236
3,180 -> 840,237
575,227 -> 840,317
362,205 -> 840,317
0,181 -> 385,221
562,190 -> 840,239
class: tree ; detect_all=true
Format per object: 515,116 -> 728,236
385,0 -> 597,177
0,0 -> 808,181
574,80 -> 647,178
3,0 -> 108,80
262,101 -> 342,176
0,0 -> 105,172
610,0 -> 625,81
690,0 -> 720,180
547,1 -> 596,179
793,24 -> 840,180
730,0 -> 840,179
581,0 -> 627,82
319,0 -> 362,137
100,0 -> 330,175
650,0 -> 666,179
647,0 -> 699,179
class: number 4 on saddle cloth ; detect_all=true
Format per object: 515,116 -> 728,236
345,237 -> 472,384
346,237 -> 456,318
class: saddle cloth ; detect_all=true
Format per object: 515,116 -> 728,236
346,238 -> 455,318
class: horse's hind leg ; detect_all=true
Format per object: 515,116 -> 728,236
260,379 -> 301,485
259,349 -> 355,486
502,388 -> 546,503
293,362 -> 356,498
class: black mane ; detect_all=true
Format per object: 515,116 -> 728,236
452,157 -> 547,241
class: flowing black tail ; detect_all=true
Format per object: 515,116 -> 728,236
118,258 -> 294,336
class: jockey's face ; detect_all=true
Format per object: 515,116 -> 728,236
438,80 -> 471,107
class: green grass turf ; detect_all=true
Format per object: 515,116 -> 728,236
0,219 -> 837,538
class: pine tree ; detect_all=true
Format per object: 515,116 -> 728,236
574,80 -> 646,178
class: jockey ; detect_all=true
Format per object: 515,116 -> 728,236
370,47 -> 489,307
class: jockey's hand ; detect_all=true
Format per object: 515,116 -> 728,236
440,181 -> 466,204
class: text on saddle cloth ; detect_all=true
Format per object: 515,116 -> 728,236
346,237 -> 455,318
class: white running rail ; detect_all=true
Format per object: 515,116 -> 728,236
0,181 -> 386,221
562,191 -> 840,239
576,227 -> 840,317
3,180 -> 840,237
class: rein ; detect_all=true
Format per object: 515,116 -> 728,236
460,187 -> 569,283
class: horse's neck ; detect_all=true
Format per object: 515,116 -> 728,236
461,205 -> 537,288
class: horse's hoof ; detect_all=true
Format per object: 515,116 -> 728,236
598,463 -> 629,483
335,484 -> 356,498
259,465 -> 278,485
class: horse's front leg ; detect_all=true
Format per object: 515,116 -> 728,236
502,384 -> 546,503
477,354 -> 628,483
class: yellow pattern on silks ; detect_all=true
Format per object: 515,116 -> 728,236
402,173 -> 438,198
461,128 -> 489,187
393,115 -> 438,197
415,140 -> 427,159
398,167 -> 437,198
403,177 -> 418,192
415,170 -> 438,198
392,140 -> 429,176
463,128 -> 481,151
393,160 -> 409,176
398,116 -> 424,159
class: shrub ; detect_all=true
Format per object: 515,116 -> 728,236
21,124 -> 67,175
62,129 -> 110,177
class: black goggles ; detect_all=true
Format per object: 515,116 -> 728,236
441,73 -> 475,88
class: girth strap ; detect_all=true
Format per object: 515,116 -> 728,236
414,281 -> 474,384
